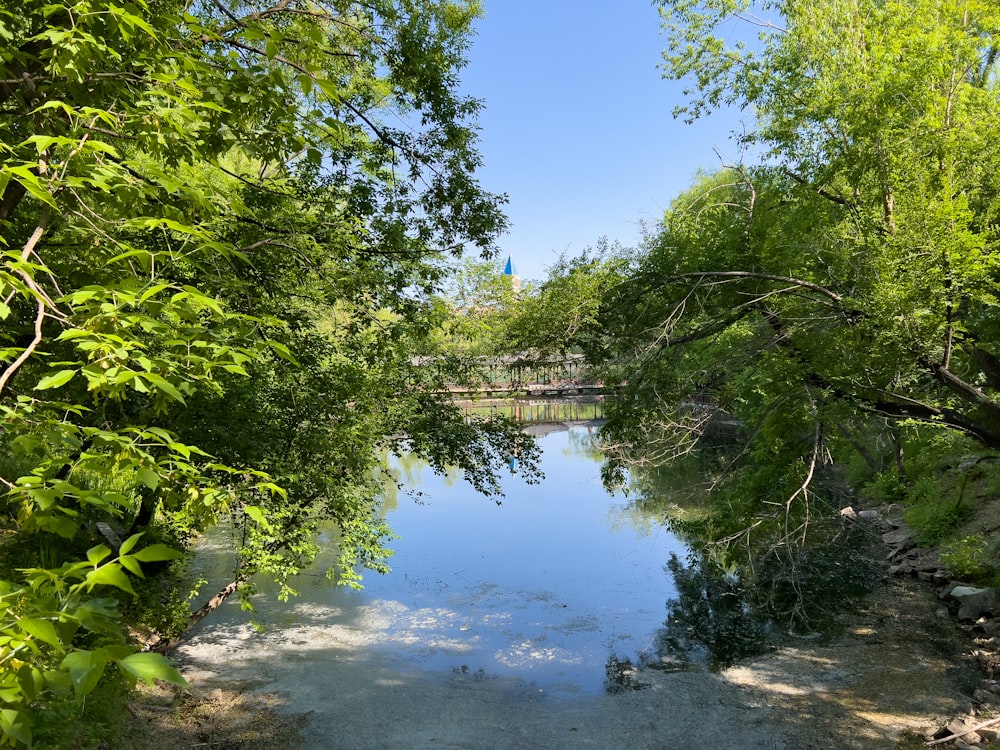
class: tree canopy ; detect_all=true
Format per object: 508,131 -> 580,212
548,0 -> 1000,577
0,1 -> 539,744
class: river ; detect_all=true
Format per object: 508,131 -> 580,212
173,425 -> 976,749
182,427 -> 685,692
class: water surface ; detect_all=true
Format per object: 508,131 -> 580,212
187,426 -> 686,695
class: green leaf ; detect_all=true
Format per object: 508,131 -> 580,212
116,652 -> 188,687
137,466 -> 159,490
266,340 -> 300,366
119,555 -> 144,577
244,505 -> 274,532
139,283 -> 172,304
16,666 -> 44,702
119,533 -> 143,555
34,369 -> 77,390
314,77 -> 343,104
86,563 -> 137,596
7,165 -> 56,208
0,708 -> 32,746
131,544 -> 183,563
86,544 -> 111,566
61,649 -> 109,700
144,373 -> 187,405
19,618 -> 62,650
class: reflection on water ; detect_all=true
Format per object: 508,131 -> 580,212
620,446 -> 882,659
656,552 -> 771,671
191,426 -> 687,695
351,426 -> 686,693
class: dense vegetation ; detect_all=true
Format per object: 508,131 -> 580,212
517,0 -> 1000,625
0,1 -> 541,745
3,0 -> 1000,744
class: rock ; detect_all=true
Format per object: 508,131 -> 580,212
978,727 -> 1000,742
942,582 -> 976,600
857,509 -> 880,520
955,740 -> 980,750
882,528 -> 914,548
946,718 -> 983,744
973,689 -> 997,706
950,587 -> 999,621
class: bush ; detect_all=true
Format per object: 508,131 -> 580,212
903,476 -> 967,546
941,535 -> 996,583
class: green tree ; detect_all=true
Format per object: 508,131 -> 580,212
508,241 -> 632,359
428,256 -> 524,358
586,0 -> 1000,558
0,1 -> 538,744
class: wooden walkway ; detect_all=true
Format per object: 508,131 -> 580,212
446,382 -> 614,400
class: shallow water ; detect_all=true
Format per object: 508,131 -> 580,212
186,426 -> 687,696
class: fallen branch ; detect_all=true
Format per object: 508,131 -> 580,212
146,574 -> 248,654
926,715 -> 1000,746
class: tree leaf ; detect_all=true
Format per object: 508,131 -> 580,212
19,618 -> 62,650
86,563 -> 137,596
119,533 -> 143,555
116,652 -> 187,687
61,649 -> 109,700
137,466 -> 159,490
131,544 -> 183,563
86,544 -> 111,566
0,708 -> 32,746
143,373 -> 187,404
34,369 -> 77,390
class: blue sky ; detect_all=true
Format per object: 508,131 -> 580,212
458,1 -> 754,282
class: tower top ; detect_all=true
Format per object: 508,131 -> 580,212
502,255 -> 518,276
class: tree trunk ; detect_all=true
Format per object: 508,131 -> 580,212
146,574 -> 248,654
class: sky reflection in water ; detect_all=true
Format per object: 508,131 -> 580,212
250,427 -> 687,695
342,427 -> 686,693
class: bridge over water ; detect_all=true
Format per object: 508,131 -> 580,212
413,353 -> 612,423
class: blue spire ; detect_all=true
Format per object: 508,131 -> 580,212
503,255 -> 518,276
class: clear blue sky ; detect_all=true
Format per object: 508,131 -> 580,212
459,1 -> 752,282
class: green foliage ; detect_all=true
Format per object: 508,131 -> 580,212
903,477 -> 968,546
550,0 -> 1000,571
941,535 -> 995,582
860,472 -> 908,507
507,241 -> 633,358
425,256 -> 524,358
0,0 -> 540,744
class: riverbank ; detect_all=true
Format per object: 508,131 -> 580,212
123,554 -> 983,750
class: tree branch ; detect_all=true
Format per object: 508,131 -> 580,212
781,168 -> 855,208
920,356 -> 1000,422
0,208 -> 52,396
663,271 -> 848,307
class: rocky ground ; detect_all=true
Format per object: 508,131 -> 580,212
122,505 -> 1000,750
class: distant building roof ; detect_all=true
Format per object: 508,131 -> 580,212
502,255 -> 518,276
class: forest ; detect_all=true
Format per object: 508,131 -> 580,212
1,0 -> 999,746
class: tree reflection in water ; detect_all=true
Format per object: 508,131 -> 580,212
650,521 -> 881,671
656,552 -> 771,671
607,444 -> 883,671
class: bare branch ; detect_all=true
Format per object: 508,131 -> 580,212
0,208 -> 52,395
664,271 -> 847,306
